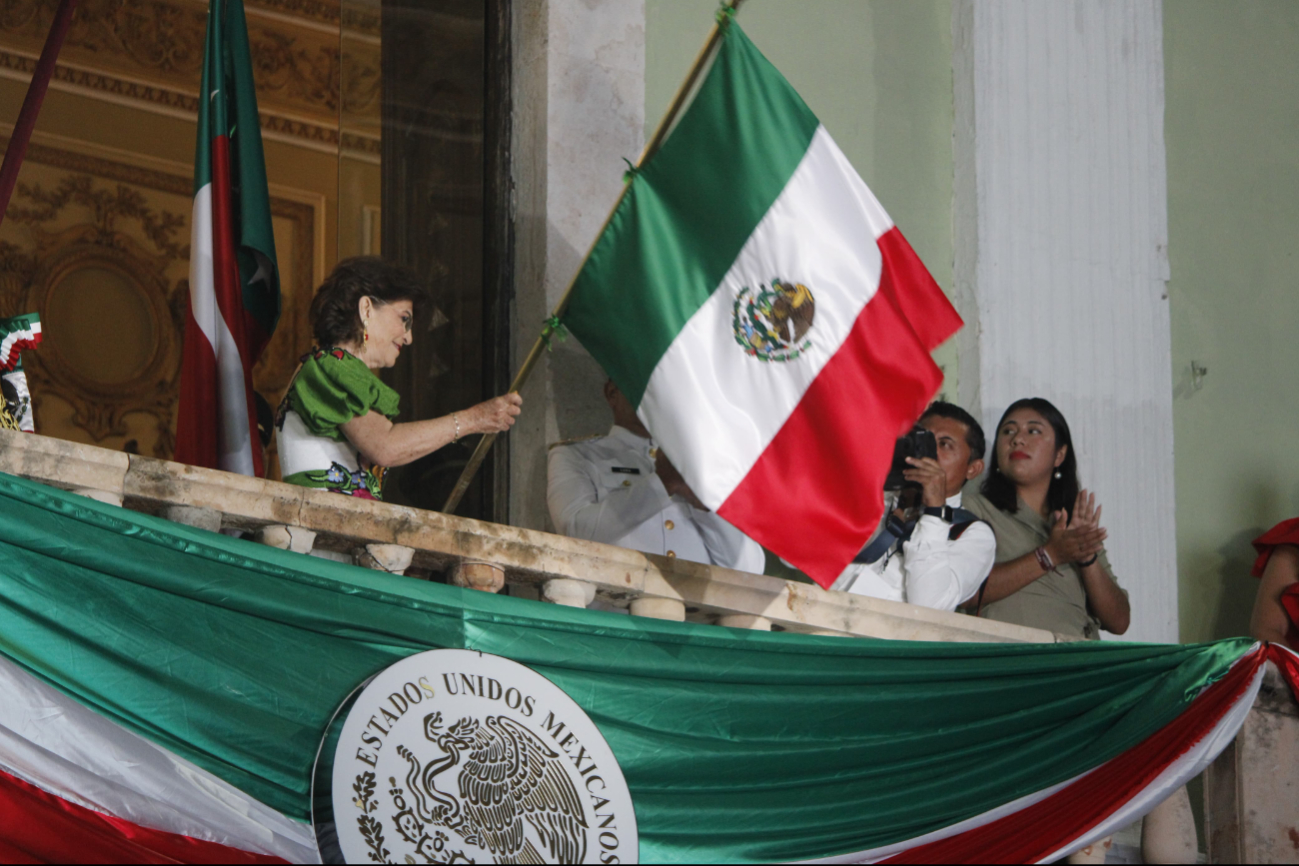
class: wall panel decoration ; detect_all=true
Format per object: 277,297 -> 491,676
0,139 -> 315,466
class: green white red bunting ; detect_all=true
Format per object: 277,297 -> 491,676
0,313 -> 41,373
0,472 -> 1294,863
565,23 -> 963,587
174,0 -> 279,477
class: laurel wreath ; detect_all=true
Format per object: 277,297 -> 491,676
352,772 -> 390,863
358,813 -> 390,864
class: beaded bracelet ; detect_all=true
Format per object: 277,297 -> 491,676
1034,546 -> 1055,573
452,412 -> 461,443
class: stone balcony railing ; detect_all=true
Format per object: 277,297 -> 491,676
1,429 -> 1295,862
0,428 -> 1062,643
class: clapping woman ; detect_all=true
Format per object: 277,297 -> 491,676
963,398 -> 1129,639
277,257 -> 522,500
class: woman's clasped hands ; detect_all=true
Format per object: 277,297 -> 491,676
1046,489 -> 1106,567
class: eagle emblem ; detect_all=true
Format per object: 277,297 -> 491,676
732,278 -> 815,362
389,711 -> 589,864
332,649 -> 636,865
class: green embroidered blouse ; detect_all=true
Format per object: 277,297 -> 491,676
278,348 -> 400,499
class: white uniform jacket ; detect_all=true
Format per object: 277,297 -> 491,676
832,491 -> 995,611
547,425 -> 766,574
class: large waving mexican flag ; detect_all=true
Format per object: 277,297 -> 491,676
564,22 -> 962,587
0,471 -> 1294,863
174,0 -> 279,477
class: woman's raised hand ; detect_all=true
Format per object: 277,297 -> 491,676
470,393 -> 523,434
1070,489 -> 1102,531
1045,489 -> 1107,566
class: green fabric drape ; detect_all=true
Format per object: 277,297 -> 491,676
0,473 -> 1248,863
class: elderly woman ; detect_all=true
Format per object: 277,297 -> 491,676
963,398 -> 1129,639
1249,518 -> 1299,650
277,256 -> 521,500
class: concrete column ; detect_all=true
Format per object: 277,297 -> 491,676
1204,662 -> 1299,862
255,525 -> 317,554
160,505 -> 222,533
542,578 -> 594,608
717,614 -> 771,631
70,487 -> 122,507
629,597 -> 684,621
952,0 -> 1177,643
356,543 -> 414,574
1140,785 -> 1196,864
451,561 -> 506,593
509,0 -> 647,533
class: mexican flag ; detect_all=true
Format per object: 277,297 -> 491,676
565,23 -> 962,588
0,470 -> 1294,863
174,0 -> 279,477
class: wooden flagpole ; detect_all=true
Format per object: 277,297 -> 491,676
442,0 -> 743,514
0,0 -> 79,230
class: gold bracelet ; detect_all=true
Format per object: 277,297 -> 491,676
452,412 -> 460,443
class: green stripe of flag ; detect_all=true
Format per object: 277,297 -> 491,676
192,0 -> 279,341
565,24 -> 819,406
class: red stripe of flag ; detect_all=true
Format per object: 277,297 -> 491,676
719,228 -> 961,587
0,767 -> 288,865
208,134 -> 263,477
175,313 -> 220,470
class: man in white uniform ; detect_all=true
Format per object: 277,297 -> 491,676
832,402 -> 995,612
547,381 -> 765,574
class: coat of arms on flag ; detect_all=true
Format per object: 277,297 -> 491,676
732,279 -> 816,361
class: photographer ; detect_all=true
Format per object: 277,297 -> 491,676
832,402 -> 994,612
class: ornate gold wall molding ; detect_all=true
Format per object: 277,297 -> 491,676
0,0 -> 380,157
0,136 -> 317,458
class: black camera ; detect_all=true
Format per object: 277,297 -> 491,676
884,425 -> 937,491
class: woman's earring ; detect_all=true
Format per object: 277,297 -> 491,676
363,329 -> 369,343
1053,470 -> 1062,480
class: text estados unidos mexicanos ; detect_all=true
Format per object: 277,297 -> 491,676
352,670 -> 626,863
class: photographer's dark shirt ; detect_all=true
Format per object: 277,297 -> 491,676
962,490 -> 1125,640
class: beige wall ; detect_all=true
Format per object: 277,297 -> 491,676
1164,1 -> 1299,642
645,0 -> 958,394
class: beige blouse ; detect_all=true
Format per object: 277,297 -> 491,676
962,488 -> 1126,640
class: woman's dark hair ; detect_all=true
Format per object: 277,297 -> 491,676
308,256 -> 430,347
980,397 -> 1080,518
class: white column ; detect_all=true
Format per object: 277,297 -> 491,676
953,0 -> 1177,643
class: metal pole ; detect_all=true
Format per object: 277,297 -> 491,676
442,0 -> 743,514
0,0 -> 79,230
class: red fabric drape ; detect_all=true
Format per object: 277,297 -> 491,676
0,767 -> 288,865
882,645 -> 1270,864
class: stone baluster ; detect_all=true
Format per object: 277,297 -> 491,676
356,543 -> 415,574
160,505 -> 222,533
451,561 -> 505,593
254,525 -> 317,554
628,598 -> 685,621
1140,786 -> 1196,864
542,579 -> 594,608
717,614 -> 771,631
